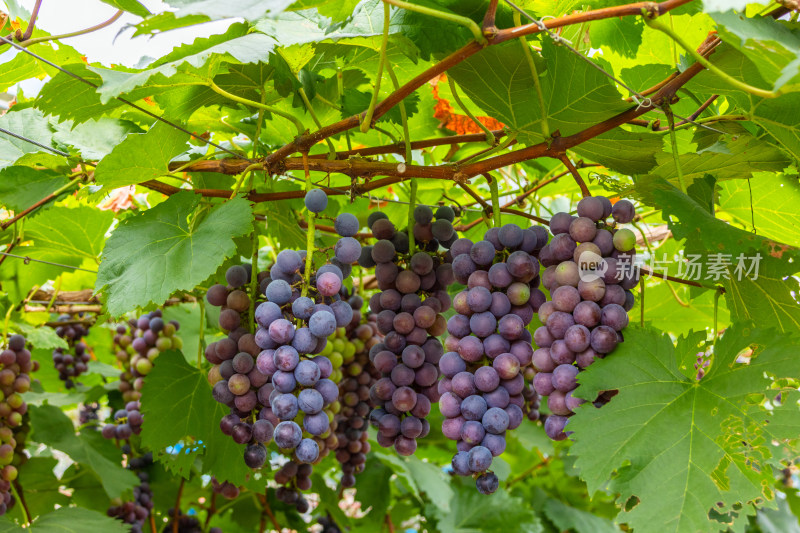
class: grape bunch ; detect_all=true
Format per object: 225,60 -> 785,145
207,255 -> 350,469
211,477 -> 240,500
101,400 -> 143,441
0,334 -> 36,516
274,460 -> 313,513
78,402 -> 101,425
52,315 -> 91,389
107,453 -> 153,533
534,197 -> 637,440
332,313 -> 382,488
442,223 -> 547,494
112,310 -> 182,403
364,206 -> 456,456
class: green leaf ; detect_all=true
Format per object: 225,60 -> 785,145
752,93 -> 800,163
89,24 -> 276,100
718,172 -> 800,244
569,324 -> 800,533
95,191 -> 253,316
132,12 -> 211,37
93,121 -> 188,189
644,134 -> 789,187
14,323 -> 68,350
29,405 -> 139,498
571,129 -> 661,175
0,53 -> 47,92
31,507 -> 131,533
98,0 -> 151,16
713,11 -> 800,90
756,494 -> 800,533
433,480 -> 542,533
590,16 -> 644,59
289,0 -> 361,19
0,108 -> 56,170
52,118 -> 142,160
0,166 -> 69,213
139,350 -> 251,483
165,0 -> 294,21
642,281 -> 730,335
542,498 -> 621,533
637,177 -> 800,333
449,40 -> 629,144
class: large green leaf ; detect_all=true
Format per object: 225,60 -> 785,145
713,11 -> 800,91
718,172 -> 800,244
52,118 -> 142,160
432,480 -> 542,533
32,507 -> 130,533
637,177 -> 800,333
89,24 -> 276,100
644,134 -> 789,187
95,192 -> 252,316
29,405 -> 139,499
449,40 -> 630,144
165,0 -> 294,21
752,93 -> 800,163
0,166 -> 69,213
0,108 -> 56,170
542,498 -> 621,533
93,121 -> 188,189
571,129 -> 662,175
570,324 -> 800,533
98,0 -> 150,16
139,350 -> 251,484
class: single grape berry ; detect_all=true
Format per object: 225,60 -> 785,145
304,188 -> 328,213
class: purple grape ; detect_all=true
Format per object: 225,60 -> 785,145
552,364 -> 579,392
533,372 -> 555,396
564,324 -> 591,352
612,199 -> 635,223
549,212 -> 573,235
274,421 -> 302,449
601,303 -> 629,331
467,446 -> 492,472
296,438 -> 320,463
461,395 -> 488,421
303,412 -> 329,435
577,197 -> 605,221
461,420 -> 486,444
590,325 -> 618,353
545,415 -> 569,440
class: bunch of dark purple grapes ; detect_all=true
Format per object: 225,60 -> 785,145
101,400 -> 143,441
534,197 -> 637,440
363,206 -> 456,456
78,402 -> 100,425
275,460 -> 313,513
107,452 -> 153,533
441,223 -> 547,494
207,255 -> 350,470
211,477 -> 240,500
0,334 -> 36,516
112,311 -> 182,403
333,313 -> 381,488
52,315 -> 91,389
317,515 -> 342,533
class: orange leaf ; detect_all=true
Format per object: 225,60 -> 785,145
430,74 -> 505,135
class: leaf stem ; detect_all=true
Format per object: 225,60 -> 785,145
301,152 -> 314,298
207,80 -> 305,135
663,103 -> 687,194
173,478 -> 185,533
643,14 -> 790,99
459,133 -> 516,166
21,9 -> 123,47
362,2 -> 391,133
447,75 -> 494,145
337,69 -> 352,151
385,63 -> 412,163
513,12 -> 549,140
383,0 -> 487,45
486,173 -> 502,227
11,480 -> 30,526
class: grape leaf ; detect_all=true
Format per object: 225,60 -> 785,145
0,108 -> 55,170
570,324 -> 800,533
36,65 -> 126,124
139,350 -> 251,484
542,498 -> 621,533
643,281 -> 730,336
165,0 -> 294,21
31,507 -> 130,533
432,480 -> 542,533
52,118 -> 142,160
0,166 -> 69,213
373,452 -> 453,512
644,134 -> 789,187
89,24 -> 276,100
718,172 -> 800,244
449,40 -> 629,144
95,192 -> 252,316
636,177 -> 800,333
712,11 -> 800,90
98,0 -> 150,16
0,53 -> 47,92
93,121 -> 188,190
289,0 -> 361,19
29,405 -> 139,499
570,129 -> 661,175
752,93 -> 800,163
590,16 -> 644,59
